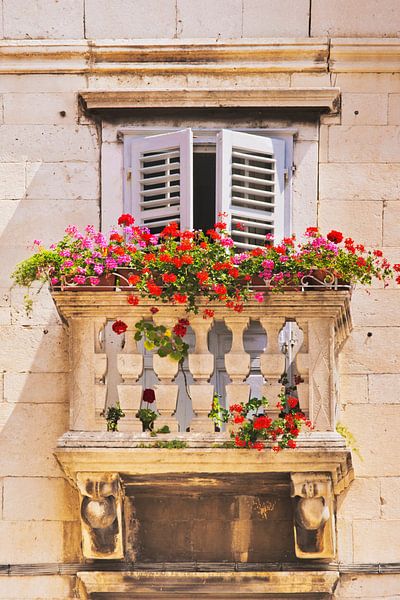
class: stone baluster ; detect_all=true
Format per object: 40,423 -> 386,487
69,317 -> 107,431
188,317 -> 215,432
259,318 -> 286,406
301,318 -> 335,431
223,317 -> 251,405
152,316 -> 180,432
117,317 -> 144,432
293,318 -> 310,416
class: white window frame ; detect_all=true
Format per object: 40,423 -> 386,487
120,127 -> 294,243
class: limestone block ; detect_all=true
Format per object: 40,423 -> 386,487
243,0 -> 309,37
292,141 -> 318,236
328,126 -> 400,163
380,478 -> 400,519
0,74 -> 87,94
25,161 -> 99,200
0,521 -> 67,563
339,404 -> 400,477
340,374 -> 368,405
177,0 -> 242,38
0,199 -> 99,247
0,403 -> 68,477
388,94 -> 400,125
336,518 -> 353,564
10,286 -> 61,327
0,325 -> 68,372
384,201 -> 400,247
353,520 -> 400,563
368,374 -> 400,404
319,163 -> 400,201
4,372 -> 68,404
311,0 -> 400,37
351,289 -> 400,327
319,200 -> 382,246
341,93 -> 388,126
290,73 -> 332,88
85,0 -> 176,38
0,245 -> 42,287
0,575 -> 74,598
337,478 -> 381,520
337,573 -> 400,598
3,477 -> 79,521
3,0 -> 84,39
3,93 -> 78,125
0,125 -> 99,162
0,163 -> 25,199
101,142 -> 123,231
0,307 -> 11,325
340,327 -> 400,375
334,73 -> 400,94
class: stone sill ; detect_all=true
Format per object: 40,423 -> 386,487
56,431 -> 353,496
76,570 -> 339,598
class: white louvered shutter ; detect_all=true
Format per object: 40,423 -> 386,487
216,129 -> 286,248
130,129 -> 193,231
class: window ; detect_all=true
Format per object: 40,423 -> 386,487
123,128 -> 290,248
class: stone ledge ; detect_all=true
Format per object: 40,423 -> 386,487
79,88 -> 340,113
76,570 -> 339,598
330,38 -> 400,72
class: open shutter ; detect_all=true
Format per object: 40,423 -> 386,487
130,129 -> 193,232
216,129 -> 286,248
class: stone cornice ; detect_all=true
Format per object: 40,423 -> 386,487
76,570 -> 339,598
0,38 -> 328,74
79,88 -> 340,112
330,38 -> 400,72
0,38 -> 399,75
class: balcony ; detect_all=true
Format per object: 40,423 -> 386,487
52,289 -> 354,597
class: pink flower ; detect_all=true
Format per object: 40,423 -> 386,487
220,237 -> 234,247
89,277 -> 100,286
33,239 -> 41,246
254,292 -> 264,303
50,277 -> 59,285
262,259 -> 274,270
73,275 -> 86,285
94,264 -> 104,275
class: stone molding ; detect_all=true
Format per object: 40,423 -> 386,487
1,38 -> 399,75
76,569 -> 339,598
79,88 -> 341,113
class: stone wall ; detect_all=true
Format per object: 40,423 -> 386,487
1,1 -> 400,599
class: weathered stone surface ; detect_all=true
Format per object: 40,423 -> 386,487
0,74 -> 87,93
318,200 -> 383,247
340,375 -> 368,405
0,325 -> 67,373
368,374 -> 400,404
329,126 -> 400,163
353,519 -> 400,563
243,0 -> 310,37
384,201 -> 400,246
177,0 -> 242,38
337,573 -> 400,598
337,478 -> 381,520
340,328 -> 400,375
3,92 -> 77,125
10,286 -> 61,326
341,93 -> 388,125
25,161 -> 99,200
319,163 -> 400,200
388,93 -> 400,125
0,125 -> 99,162
292,140 -> 318,236
4,372 -> 68,404
0,402 -> 68,477
339,404 -> 400,477
3,0 -> 84,39
351,289 -> 400,327
336,518 -> 353,563
311,0 -> 400,36
0,162 -> 26,199
0,575 -> 74,598
3,477 -> 79,521
0,521 -> 67,562
380,478 -> 400,519
85,0 -> 176,38
333,73 -> 400,94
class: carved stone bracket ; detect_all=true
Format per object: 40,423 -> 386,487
77,472 -> 124,560
290,472 -> 334,559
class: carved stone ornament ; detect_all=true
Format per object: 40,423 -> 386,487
77,472 -> 124,559
290,473 -> 335,559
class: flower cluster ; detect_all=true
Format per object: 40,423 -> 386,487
209,392 -> 312,451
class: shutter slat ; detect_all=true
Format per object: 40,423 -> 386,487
139,173 -> 180,185
232,196 -> 275,209
232,150 -> 276,164
232,216 -> 274,227
231,185 -> 275,198
141,150 -> 180,162
143,217 -> 181,228
141,162 -> 181,174
233,230 -> 268,241
140,184 -> 181,197
232,162 -> 275,175
140,197 -> 180,209
233,173 -> 275,187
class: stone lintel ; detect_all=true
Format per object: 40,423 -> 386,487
330,38 -> 400,72
76,569 -> 339,598
79,88 -> 340,113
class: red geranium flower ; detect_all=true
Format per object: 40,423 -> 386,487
287,396 -> 298,409
127,294 -> 139,305
143,388 -> 155,404
112,320 -> 128,335
110,233 -> 123,243
128,274 -> 140,286
150,307 -> 159,314
253,415 -> 272,430
287,439 -> 297,449
118,213 -> 135,226
147,281 -> 162,296
162,273 -> 177,283
327,230 -> 343,244
173,293 -> 187,304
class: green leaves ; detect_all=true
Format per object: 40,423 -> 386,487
134,318 -> 189,363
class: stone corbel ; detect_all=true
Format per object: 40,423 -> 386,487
77,472 -> 124,559
290,473 -> 335,559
